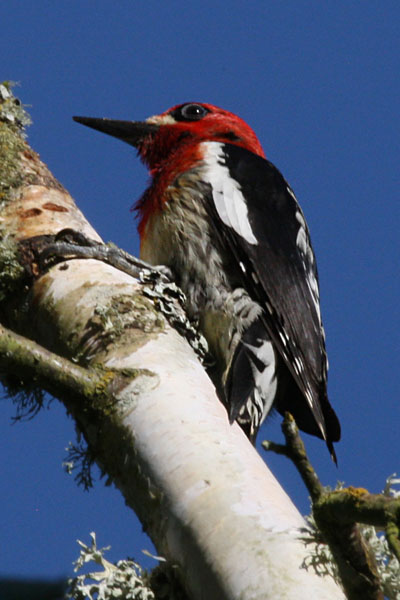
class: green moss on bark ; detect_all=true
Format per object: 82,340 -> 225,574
0,82 -> 31,204
0,236 -> 24,302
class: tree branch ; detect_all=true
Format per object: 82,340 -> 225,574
264,413 -> 400,600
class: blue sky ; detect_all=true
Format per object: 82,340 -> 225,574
1,1 -> 399,581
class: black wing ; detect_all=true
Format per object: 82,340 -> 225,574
205,143 -> 340,449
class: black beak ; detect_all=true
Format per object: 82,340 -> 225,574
73,116 -> 159,147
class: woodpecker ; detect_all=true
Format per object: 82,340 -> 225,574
74,102 -> 341,460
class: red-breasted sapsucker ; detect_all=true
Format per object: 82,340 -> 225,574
74,102 -> 341,460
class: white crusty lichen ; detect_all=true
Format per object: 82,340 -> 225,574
0,82 -> 31,133
362,524 -> 400,600
67,532 -> 154,600
365,474 -> 400,600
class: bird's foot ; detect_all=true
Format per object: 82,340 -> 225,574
38,228 -> 172,283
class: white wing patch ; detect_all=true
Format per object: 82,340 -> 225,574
203,142 -> 258,245
296,223 -> 309,256
287,185 -> 298,202
295,209 -> 314,265
295,209 -> 322,323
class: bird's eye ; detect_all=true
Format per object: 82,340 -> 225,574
171,103 -> 210,122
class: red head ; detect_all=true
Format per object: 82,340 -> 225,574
74,102 -> 265,173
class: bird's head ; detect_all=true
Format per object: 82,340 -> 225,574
73,102 -> 265,174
